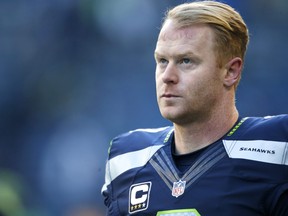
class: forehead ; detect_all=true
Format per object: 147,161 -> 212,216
155,20 -> 215,55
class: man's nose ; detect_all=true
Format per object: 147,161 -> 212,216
162,63 -> 179,84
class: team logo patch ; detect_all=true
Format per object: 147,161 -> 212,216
157,208 -> 201,216
172,180 -> 186,198
129,182 -> 152,214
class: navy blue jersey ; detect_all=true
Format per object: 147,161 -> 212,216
102,115 -> 288,215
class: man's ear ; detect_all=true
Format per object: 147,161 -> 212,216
223,57 -> 243,88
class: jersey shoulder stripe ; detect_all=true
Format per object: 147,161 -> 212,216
223,139 -> 288,165
102,145 -> 164,193
223,114 -> 288,165
108,126 -> 173,159
102,126 -> 174,193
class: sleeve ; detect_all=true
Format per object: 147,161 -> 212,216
101,140 -> 117,215
268,165 -> 288,216
101,160 -> 111,204
272,115 -> 288,215
272,188 -> 288,216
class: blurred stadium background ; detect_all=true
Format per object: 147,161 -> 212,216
0,0 -> 287,215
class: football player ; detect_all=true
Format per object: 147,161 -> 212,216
102,1 -> 288,215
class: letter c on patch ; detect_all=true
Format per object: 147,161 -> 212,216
131,184 -> 149,205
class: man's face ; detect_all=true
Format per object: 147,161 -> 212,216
155,20 -> 227,125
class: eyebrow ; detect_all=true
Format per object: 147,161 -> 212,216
154,51 -> 200,60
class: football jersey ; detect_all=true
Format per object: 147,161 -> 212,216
102,115 -> 288,215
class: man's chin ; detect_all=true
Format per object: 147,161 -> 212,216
160,112 -> 182,123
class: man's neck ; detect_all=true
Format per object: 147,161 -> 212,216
173,108 -> 239,155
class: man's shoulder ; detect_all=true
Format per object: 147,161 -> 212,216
108,126 -> 174,159
223,114 -> 288,166
247,114 -> 288,128
228,114 -> 288,141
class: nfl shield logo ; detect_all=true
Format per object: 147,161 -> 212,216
172,179 -> 186,197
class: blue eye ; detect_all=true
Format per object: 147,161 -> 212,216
159,58 -> 168,64
181,58 -> 191,64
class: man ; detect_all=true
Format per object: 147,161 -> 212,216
102,1 -> 288,215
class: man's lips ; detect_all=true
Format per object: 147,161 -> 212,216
161,93 -> 180,98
